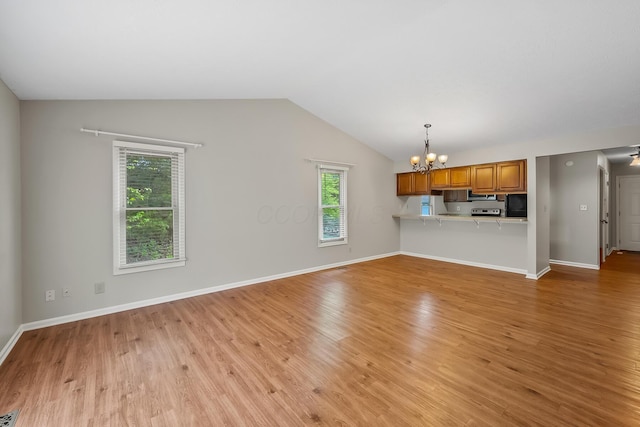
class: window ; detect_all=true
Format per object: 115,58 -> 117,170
421,196 -> 432,215
113,141 -> 186,274
318,166 -> 347,247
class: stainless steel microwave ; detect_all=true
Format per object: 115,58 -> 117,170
467,190 -> 497,201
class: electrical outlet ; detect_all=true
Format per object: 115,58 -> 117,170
94,282 -> 105,294
45,290 -> 55,302
579,204 -> 588,211
456,206 -> 461,211
62,288 -> 71,298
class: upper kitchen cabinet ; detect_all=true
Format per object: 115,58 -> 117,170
449,166 -> 471,187
397,172 -> 442,196
496,160 -> 527,193
432,166 -> 471,189
413,172 -> 430,194
400,159 -> 526,195
471,163 -> 497,193
430,169 -> 450,189
397,172 -> 414,195
471,160 -> 527,193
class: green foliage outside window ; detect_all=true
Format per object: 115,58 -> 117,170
321,171 -> 342,239
126,154 -> 175,263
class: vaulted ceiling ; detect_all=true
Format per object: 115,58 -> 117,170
1,1 -> 638,161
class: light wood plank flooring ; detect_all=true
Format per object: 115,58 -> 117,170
2,253 -> 640,426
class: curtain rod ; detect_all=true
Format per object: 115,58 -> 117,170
80,128 -> 203,149
305,158 -> 356,167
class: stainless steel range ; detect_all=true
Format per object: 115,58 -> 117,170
471,208 -> 502,217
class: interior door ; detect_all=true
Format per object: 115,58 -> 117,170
599,168 -> 609,263
618,176 -> 640,251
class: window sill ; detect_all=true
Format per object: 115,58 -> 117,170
318,238 -> 348,248
113,259 -> 186,276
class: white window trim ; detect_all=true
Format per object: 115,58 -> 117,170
318,164 -> 348,247
112,140 -> 186,275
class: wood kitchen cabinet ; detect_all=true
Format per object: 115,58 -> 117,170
471,160 -> 527,193
396,172 -> 442,196
471,163 -> 497,193
430,169 -> 450,189
449,166 -> 471,187
413,172 -> 430,194
497,160 -> 527,193
397,172 -> 414,195
400,159 -> 526,195
429,167 -> 471,189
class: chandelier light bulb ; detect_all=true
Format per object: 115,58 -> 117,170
426,152 -> 437,163
438,154 -> 448,164
410,155 -> 421,166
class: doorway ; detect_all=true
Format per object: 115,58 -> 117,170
599,168 -> 610,264
617,175 -> 640,251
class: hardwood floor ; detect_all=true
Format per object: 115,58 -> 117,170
2,253 -> 640,426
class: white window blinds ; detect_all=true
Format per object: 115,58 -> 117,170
113,140 -> 186,274
318,165 -> 348,247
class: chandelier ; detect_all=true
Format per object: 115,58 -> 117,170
410,124 -> 448,174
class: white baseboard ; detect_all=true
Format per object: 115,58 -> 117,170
549,259 -> 600,270
0,324 -> 24,366
526,265 -> 551,280
20,251 -> 400,334
401,251 -> 527,276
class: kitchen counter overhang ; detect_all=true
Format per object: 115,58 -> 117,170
392,213 -> 527,224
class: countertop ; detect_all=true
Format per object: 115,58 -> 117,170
392,213 -> 528,223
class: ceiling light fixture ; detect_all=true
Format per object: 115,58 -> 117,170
630,147 -> 640,166
410,124 -> 448,174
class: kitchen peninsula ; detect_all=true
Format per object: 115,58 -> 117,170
392,213 -> 527,224
395,211 -> 528,275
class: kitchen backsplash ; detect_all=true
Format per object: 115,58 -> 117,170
445,199 -> 506,216
397,196 -> 506,216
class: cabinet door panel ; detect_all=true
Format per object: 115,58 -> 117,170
497,160 -> 526,192
430,169 -> 450,188
472,164 -> 497,193
414,173 -> 430,194
450,167 -> 471,187
397,173 -> 414,195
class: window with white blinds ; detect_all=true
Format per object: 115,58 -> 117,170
113,140 -> 186,275
318,165 -> 348,247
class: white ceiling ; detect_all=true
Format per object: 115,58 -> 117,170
1,1 -> 639,162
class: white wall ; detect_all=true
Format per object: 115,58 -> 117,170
0,79 -> 21,350
20,100 -> 400,322
535,157 -> 550,274
549,151 -> 600,267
